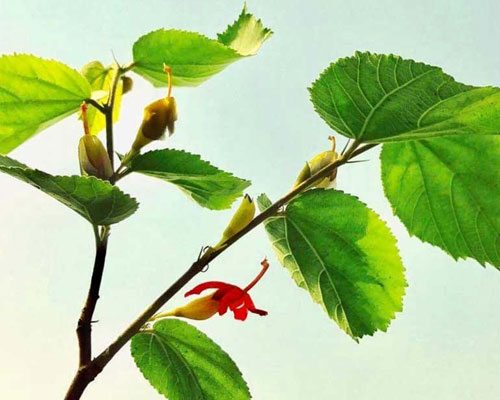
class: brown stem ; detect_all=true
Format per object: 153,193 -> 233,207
64,139 -> 377,399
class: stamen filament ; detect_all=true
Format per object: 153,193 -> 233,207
81,102 -> 90,136
244,258 -> 270,292
163,64 -> 173,98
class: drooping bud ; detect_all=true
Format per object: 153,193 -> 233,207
214,194 -> 255,250
293,136 -> 339,189
130,65 -> 178,152
78,103 -> 113,180
121,76 -> 134,94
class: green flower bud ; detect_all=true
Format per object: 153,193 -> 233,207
78,135 -> 113,180
78,103 -> 113,180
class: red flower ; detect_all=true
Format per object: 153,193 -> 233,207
152,258 -> 269,322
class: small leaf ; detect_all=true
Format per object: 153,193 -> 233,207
132,6 -> 271,87
80,61 -> 123,135
0,54 -> 91,154
0,154 -> 138,225
258,190 -> 406,339
131,319 -> 250,400
381,135 -> 500,269
217,5 -> 273,56
309,51 -> 500,143
125,149 -> 250,210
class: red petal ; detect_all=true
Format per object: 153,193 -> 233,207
243,293 -> 268,316
233,306 -> 248,321
217,288 -> 244,315
185,281 -> 232,297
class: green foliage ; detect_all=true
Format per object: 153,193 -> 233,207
80,61 -> 123,135
258,190 -> 406,339
0,154 -> 138,225
131,319 -> 250,400
132,6 -> 271,87
217,5 -> 273,56
309,51 -> 500,143
0,54 -> 91,154
124,149 -> 250,210
381,135 -> 500,269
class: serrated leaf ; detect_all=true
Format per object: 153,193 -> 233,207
125,149 -> 250,210
132,6 -> 271,87
0,54 -> 91,154
381,135 -> 500,269
309,51 -> 500,143
217,5 -> 273,56
0,154 -> 138,225
80,61 -> 122,135
258,190 -> 406,339
131,319 -> 250,400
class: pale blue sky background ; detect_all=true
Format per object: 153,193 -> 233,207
1,0 -> 500,399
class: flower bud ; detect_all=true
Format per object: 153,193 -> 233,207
78,103 -> 113,180
121,76 -> 133,94
150,294 -> 220,321
215,194 -> 255,249
293,136 -> 339,189
130,65 -> 178,152
79,135 -> 113,180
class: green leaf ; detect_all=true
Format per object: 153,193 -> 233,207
80,61 -> 122,135
258,190 -> 406,339
309,51 -> 500,143
124,149 -> 250,210
0,154 -> 138,225
217,5 -> 273,56
131,319 -> 250,400
0,54 -> 91,154
132,6 -> 271,87
381,135 -> 500,269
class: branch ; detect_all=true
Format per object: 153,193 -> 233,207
76,229 -> 108,366
64,139 -> 377,399
90,140 -> 376,369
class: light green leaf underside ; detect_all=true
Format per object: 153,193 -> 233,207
217,5 -> 273,56
258,190 -> 406,339
0,154 -> 138,225
80,61 -> 122,135
0,54 -> 91,154
309,51 -> 500,143
132,6 -> 271,87
126,149 -> 250,210
131,319 -> 250,400
381,135 -> 500,269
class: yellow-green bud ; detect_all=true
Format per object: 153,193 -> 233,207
131,97 -> 178,152
78,135 -> 113,180
130,65 -> 178,153
215,194 -> 255,249
293,137 -> 339,189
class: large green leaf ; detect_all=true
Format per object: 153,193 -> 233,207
0,155 -> 138,225
381,135 -> 500,269
131,319 -> 250,400
0,54 -> 91,154
80,61 -> 122,135
124,149 -> 250,210
258,190 -> 406,339
309,52 -> 500,143
217,5 -> 273,56
132,6 -> 271,87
